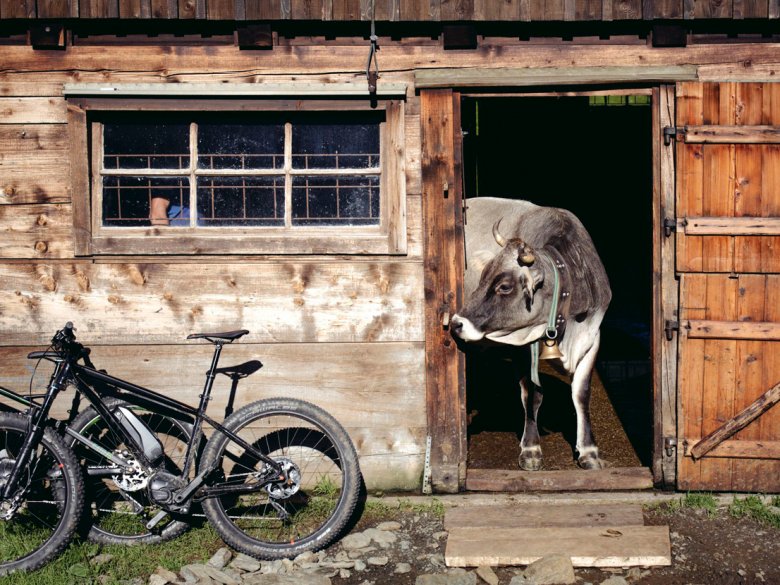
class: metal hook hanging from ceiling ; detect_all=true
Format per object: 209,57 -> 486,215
365,0 -> 380,98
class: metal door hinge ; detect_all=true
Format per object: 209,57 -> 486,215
664,320 -> 679,341
663,218 -> 677,237
663,126 -> 686,146
664,437 -> 677,457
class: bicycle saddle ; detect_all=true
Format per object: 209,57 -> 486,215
187,330 -> 249,341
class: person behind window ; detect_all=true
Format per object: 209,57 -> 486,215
150,195 -> 190,226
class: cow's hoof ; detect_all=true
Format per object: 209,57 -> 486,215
577,451 -> 605,470
519,447 -> 543,471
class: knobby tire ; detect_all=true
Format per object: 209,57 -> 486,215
0,412 -> 84,575
200,398 -> 361,560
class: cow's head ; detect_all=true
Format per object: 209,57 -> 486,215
451,220 -> 550,346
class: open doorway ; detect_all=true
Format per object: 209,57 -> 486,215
461,94 -> 654,472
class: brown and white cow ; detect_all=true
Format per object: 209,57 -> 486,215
451,197 -> 611,470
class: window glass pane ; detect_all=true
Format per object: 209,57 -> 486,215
102,176 -> 190,227
292,175 -> 380,226
103,120 -> 189,170
198,117 -> 284,170
197,176 -> 285,226
292,113 -> 381,170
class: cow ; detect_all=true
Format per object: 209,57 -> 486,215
451,197 -> 611,471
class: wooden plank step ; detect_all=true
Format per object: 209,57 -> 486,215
445,525 -> 671,568
444,503 -> 645,531
465,466 -> 653,492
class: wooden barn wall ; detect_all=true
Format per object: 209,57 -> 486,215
2,40 -> 780,490
4,0 -> 780,21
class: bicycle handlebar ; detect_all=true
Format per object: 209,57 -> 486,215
51,322 -> 93,365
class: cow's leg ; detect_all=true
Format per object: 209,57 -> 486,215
570,333 -> 604,470
518,376 -> 544,471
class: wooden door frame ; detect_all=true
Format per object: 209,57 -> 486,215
421,85 -> 678,492
653,84 -> 679,489
421,88 -> 467,493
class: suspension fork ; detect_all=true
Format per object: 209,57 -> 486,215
1,360 -> 69,500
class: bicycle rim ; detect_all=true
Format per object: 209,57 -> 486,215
202,400 -> 360,557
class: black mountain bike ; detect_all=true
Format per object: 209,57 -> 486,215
0,323 -> 361,575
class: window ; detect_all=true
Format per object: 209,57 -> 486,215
68,90 -> 406,255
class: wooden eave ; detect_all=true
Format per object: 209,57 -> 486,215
2,0 -> 780,23
414,65 -> 699,89
63,81 -> 408,97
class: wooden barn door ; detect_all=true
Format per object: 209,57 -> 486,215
674,81 -> 780,492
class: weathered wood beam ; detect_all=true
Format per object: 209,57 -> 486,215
63,82 -> 408,97
683,438 -> 780,459
682,124 -> 780,143
465,467 -> 654,491
685,319 -> 780,340
689,381 -> 780,460
446,525 -> 671,568
414,65 -> 698,88
682,216 -> 780,236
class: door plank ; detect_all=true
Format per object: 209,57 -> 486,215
444,504 -> 645,530
686,319 -> 780,340
445,525 -> 671,568
683,124 -> 780,144
465,467 -> 653,492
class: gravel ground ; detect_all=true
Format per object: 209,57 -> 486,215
143,493 -> 780,585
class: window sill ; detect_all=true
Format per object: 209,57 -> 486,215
86,228 -> 407,256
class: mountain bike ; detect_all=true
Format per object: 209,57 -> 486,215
0,323 -> 361,574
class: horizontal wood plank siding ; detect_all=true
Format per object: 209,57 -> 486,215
0,261 -> 424,345
0,342 -> 426,489
0,125 -> 70,204
0,98 -> 67,124
2,0 -> 779,18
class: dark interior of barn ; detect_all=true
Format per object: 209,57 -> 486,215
460,95 -> 653,471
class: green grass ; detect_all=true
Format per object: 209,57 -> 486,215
363,496 -> 445,521
728,495 -> 780,529
651,491 -> 718,517
2,523 -> 223,585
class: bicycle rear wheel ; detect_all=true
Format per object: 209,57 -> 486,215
201,398 -> 361,560
68,398 -> 194,544
0,412 -> 84,575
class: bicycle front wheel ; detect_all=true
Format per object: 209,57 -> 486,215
0,412 -> 84,575
201,398 -> 361,560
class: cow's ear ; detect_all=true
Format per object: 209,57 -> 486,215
471,249 -> 495,273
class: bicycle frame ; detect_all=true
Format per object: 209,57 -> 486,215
1,340 -> 283,509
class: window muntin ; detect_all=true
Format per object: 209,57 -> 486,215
98,112 -> 382,229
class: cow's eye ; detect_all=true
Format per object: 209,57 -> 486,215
496,283 -> 514,295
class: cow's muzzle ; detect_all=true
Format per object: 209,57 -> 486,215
450,314 -> 485,342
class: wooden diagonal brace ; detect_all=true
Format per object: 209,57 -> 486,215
689,381 -> 780,460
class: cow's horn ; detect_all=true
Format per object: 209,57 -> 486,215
492,220 -> 507,248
